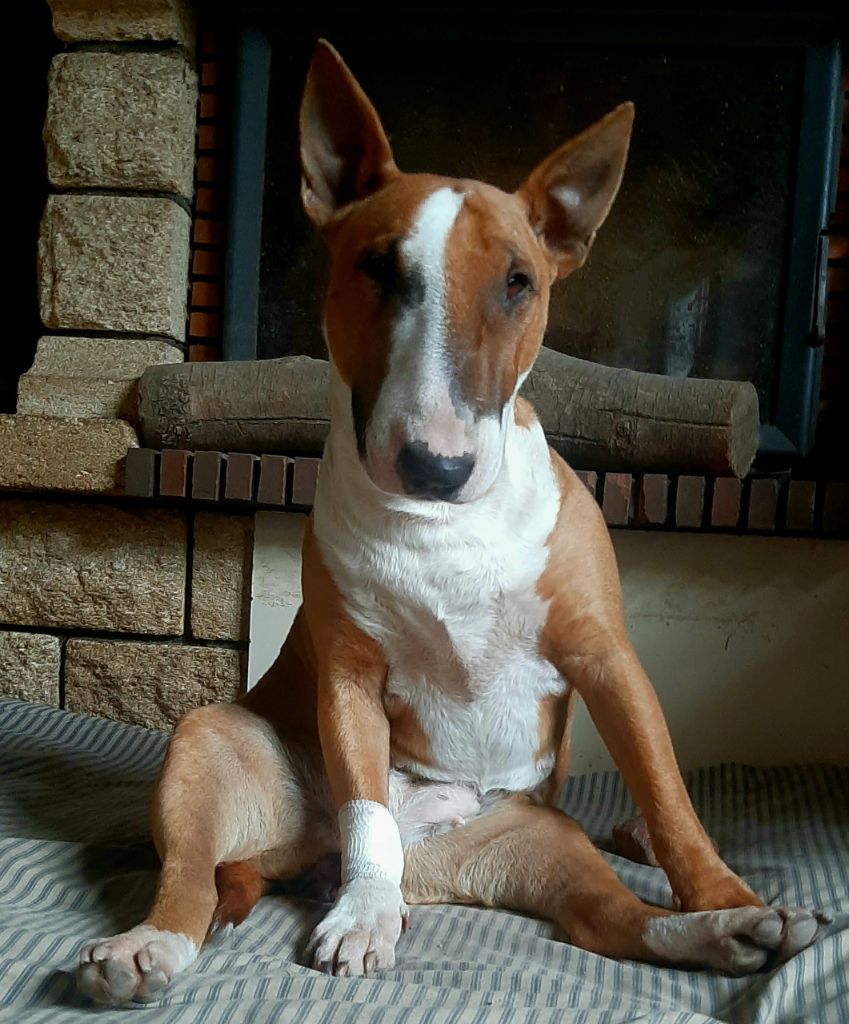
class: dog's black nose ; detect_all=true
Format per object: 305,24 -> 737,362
396,442 -> 475,501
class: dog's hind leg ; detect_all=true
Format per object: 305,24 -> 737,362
77,701 -> 336,1005
402,798 -> 829,974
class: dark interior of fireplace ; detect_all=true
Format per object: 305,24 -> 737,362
221,6 -> 843,461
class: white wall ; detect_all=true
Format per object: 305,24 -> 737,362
247,512 -> 307,689
250,512 -> 849,773
574,531 -> 849,772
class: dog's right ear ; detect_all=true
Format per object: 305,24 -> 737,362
517,103 -> 634,279
300,40 -> 399,230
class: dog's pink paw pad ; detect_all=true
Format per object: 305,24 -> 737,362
77,925 -> 197,1005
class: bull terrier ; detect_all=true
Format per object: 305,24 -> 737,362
77,40 -> 830,1004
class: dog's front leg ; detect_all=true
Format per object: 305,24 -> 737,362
558,641 -> 761,913
301,528 -> 407,977
306,653 -> 409,976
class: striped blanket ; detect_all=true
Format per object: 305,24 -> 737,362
0,697 -> 846,1023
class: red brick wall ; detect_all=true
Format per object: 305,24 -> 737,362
188,27 -> 225,362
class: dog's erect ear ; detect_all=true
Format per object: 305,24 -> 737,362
518,103 -> 634,278
300,40 -> 399,229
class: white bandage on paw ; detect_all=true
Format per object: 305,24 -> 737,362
339,800 -> 404,886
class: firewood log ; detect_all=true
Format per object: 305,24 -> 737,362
138,348 -> 760,477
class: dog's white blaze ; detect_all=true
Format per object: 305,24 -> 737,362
315,389 -> 565,793
368,188 -> 471,465
403,186 -> 464,298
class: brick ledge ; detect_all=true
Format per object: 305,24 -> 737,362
123,448 -> 849,537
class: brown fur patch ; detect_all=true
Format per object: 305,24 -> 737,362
536,692 -> 571,762
442,183 -> 553,416
212,861 -> 267,931
537,450 -> 626,662
536,452 -> 761,910
401,797 -> 671,961
385,694 -> 433,767
514,395 -> 538,430
300,519 -> 392,806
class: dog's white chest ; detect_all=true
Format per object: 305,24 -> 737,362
381,572 -> 566,792
314,421 -> 565,794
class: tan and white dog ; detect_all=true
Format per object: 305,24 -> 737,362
78,41 -> 830,1005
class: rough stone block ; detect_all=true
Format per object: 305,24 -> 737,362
0,632 -> 61,706
17,377 -> 139,421
191,513 -> 254,641
47,0 -> 195,50
18,336 -> 183,420
0,501 -> 186,634
0,415 -> 138,494
39,195 -> 190,340
64,640 -> 242,730
45,52 -> 197,197
28,336 -> 183,378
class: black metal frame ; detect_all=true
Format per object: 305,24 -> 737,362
768,40 -> 842,456
221,7 -> 843,460
221,23 -> 270,363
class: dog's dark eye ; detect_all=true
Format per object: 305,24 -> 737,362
358,244 -> 402,293
357,242 -> 424,305
506,270 -> 533,301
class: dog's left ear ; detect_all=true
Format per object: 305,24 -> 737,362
518,103 -> 634,278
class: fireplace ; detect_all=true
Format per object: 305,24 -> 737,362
221,6 -> 843,460
1,1 -> 847,737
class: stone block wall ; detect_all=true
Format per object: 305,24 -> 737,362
0,500 -> 251,729
45,51 -> 197,194
3,0 -> 198,497
0,1 -> 254,732
39,195 -> 191,338
17,337 -> 182,421
48,0 -> 195,49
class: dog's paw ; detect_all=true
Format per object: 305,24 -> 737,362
77,924 -> 197,1005
305,877 -> 408,976
645,906 -> 834,975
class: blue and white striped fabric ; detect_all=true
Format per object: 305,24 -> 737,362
0,697 -> 846,1024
